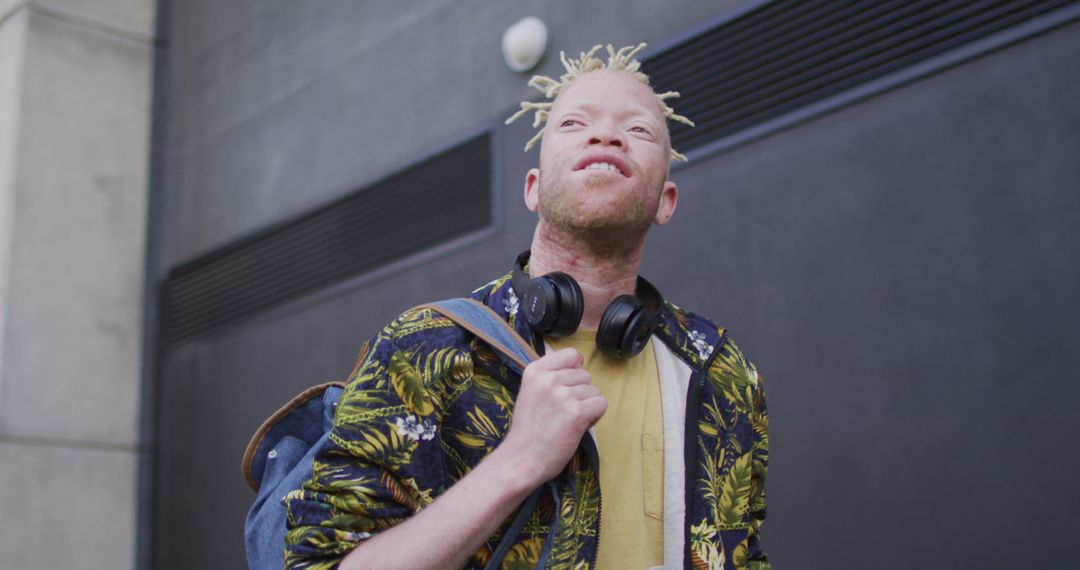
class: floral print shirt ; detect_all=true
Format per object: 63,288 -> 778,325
283,273 -> 770,569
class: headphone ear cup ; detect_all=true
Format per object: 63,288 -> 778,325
521,277 -> 558,332
597,295 -> 654,359
543,272 -> 584,338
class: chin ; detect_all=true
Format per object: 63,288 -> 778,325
556,213 -> 653,236
538,193 -> 656,232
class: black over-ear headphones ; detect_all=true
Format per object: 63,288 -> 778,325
511,250 -> 663,359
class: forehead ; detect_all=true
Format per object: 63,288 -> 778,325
551,70 -> 665,122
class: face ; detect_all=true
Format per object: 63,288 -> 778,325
524,70 -> 678,238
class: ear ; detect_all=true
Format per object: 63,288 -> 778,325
523,168 -> 541,212
654,180 -> 678,225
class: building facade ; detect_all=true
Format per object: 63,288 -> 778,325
4,1 -> 1080,568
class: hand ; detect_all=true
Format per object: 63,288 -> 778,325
336,347 -> 603,570
499,348 -> 607,485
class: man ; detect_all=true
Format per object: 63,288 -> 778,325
284,44 -> 769,569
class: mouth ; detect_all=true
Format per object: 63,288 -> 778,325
573,154 -> 631,178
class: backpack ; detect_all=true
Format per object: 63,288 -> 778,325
240,298 -> 552,569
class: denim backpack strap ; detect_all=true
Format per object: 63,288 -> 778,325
481,480 -> 561,570
419,298 -> 558,569
418,298 -> 540,375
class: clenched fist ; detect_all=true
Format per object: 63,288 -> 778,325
499,347 -> 607,485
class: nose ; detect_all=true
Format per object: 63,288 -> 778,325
588,124 -> 625,149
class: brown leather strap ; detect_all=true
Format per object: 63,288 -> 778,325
240,381 -> 345,491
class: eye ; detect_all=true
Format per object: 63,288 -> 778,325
560,118 -> 583,128
629,125 -> 651,135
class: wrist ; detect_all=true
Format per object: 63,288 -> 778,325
485,440 -> 546,497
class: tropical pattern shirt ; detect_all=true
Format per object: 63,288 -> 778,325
283,273 -> 770,569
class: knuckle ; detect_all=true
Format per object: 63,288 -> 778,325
530,369 -> 550,385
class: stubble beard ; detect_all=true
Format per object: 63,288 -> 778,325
536,174 -> 660,256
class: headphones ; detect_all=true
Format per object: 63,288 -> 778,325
511,251 -> 664,359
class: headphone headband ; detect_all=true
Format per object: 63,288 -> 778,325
510,250 -> 663,358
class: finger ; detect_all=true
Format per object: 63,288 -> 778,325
561,384 -> 601,401
578,395 -> 608,425
530,348 -> 584,372
552,369 -> 592,387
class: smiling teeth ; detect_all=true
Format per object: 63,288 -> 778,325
584,162 -> 619,172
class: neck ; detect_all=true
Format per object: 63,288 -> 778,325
528,220 -> 645,329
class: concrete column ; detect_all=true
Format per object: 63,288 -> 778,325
0,1 -> 154,568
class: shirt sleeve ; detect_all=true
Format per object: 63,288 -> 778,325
746,362 -> 770,569
282,311 -> 453,569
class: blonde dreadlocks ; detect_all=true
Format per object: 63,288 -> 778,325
505,43 -> 695,162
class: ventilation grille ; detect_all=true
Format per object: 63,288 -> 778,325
163,133 -> 492,343
644,0 -> 1077,153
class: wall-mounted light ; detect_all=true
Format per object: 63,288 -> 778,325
501,17 -> 548,73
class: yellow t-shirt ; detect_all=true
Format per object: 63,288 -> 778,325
547,330 -> 664,569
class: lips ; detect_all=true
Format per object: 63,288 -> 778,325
572,153 -> 631,177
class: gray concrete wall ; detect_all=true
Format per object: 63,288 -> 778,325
155,0 -> 743,271
151,2 -> 1080,568
0,1 -> 154,569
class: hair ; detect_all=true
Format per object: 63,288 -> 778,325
505,43 -> 695,162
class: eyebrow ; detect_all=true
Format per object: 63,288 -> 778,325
565,102 -> 662,126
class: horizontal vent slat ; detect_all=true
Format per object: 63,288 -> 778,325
644,0 -> 1076,154
163,133 -> 492,343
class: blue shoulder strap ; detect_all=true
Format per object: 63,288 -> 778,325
420,298 -> 539,375
419,298 -> 557,570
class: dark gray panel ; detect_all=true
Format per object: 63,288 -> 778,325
644,20 -> 1080,568
150,10 -> 1080,570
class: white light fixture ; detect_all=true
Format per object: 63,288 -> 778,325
502,17 -> 548,73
